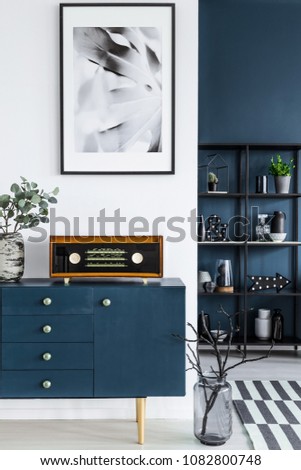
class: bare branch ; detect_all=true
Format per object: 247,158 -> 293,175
224,343 -> 274,374
187,322 -> 198,337
174,306 -> 273,381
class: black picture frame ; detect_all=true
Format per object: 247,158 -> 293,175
60,3 -> 175,175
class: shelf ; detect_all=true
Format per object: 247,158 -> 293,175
198,241 -> 301,246
197,336 -> 244,347
198,336 -> 301,347
199,289 -> 301,297
198,192 -> 244,198
198,143 -> 301,150
248,193 -> 301,198
198,143 -> 247,150
244,336 -> 301,346
248,241 -> 301,246
246,288 -> 299,296
198,291 -> 244,296
199,192 -> 301,198
198,241 -> 246,245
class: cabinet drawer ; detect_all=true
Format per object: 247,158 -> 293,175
2,315 -> 93,342
2,343 -> 93,370
0,370 -> 93,398
1,287 -> 93,315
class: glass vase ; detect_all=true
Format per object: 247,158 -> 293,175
193,374 -> 232,446
214,259 -> 233,293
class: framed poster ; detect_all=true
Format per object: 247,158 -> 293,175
60,3 -> 175,174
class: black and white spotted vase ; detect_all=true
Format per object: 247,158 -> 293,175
0,232 -> 24,282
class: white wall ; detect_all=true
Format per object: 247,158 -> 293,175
0,0 -> 198,419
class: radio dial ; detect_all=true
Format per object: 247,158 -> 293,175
132,252 -> 144,264
69,252 -> 81,264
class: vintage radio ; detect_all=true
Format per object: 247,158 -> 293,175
50,235 -> 163,281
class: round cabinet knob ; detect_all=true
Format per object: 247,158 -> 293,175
132,252 -> 144,264
42,352 -> 52,361
43,297 -> 52,306
42,325 -> 52,334
102,298 -> 111,307
42,380 -> 52,389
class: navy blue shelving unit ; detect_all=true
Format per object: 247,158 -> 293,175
197,143 -> 301,353
198,1 -> 301,352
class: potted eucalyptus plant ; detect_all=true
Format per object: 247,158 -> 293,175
0,177 -> 59,281
268,154 -> 295,193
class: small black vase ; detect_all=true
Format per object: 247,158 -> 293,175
272,308 -> 284,341
271,211 -> 286,234
198,215 -> 206,242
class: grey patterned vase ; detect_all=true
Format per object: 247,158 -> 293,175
0,232 -> 24,282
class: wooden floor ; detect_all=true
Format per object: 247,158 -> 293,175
0,349 -> 300,450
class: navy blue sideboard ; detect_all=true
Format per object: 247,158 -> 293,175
0,278 -> 185,444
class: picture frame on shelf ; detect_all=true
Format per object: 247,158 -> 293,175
60,3 -> 175,175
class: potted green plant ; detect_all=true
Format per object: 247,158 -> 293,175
208,172 -> 218,191
268,154 -> 295,193
0,177 -> 59,281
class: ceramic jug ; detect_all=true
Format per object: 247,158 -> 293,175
271,211 -> 286,233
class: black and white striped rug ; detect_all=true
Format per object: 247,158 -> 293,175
232,380 -> 301,450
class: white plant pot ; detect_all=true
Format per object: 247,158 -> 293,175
0,232 -> 24,282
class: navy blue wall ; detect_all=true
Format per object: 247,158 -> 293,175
199,0 -> 301,143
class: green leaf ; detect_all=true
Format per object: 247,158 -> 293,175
0,194 -> 10,203
40,217 -> 50,223
18,199 -> 26,208
22,215 -> 30,224
29,218 -> 40,228
39,200 -> 48,209
10,183 -> 20,193
20,176 -> 27,182
31,182 -> 38,189
52,187 -> 59,196
13,191 -> 25,201
0,194 -> 11,209
22,202 -> 33,213
15,215 -> 25,223
31,194 -> 41,205
7,210 -> 15,218
48,196 -> 57,204
39,208 -> 49,216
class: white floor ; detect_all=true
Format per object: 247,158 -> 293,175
0,349 -> 300,450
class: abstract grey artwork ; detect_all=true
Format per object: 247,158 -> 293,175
60,4 -> 174,174
73,27 -> 162,154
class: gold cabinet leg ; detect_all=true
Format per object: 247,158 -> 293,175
135,398 -> 138,422
136,397 -> 146,445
